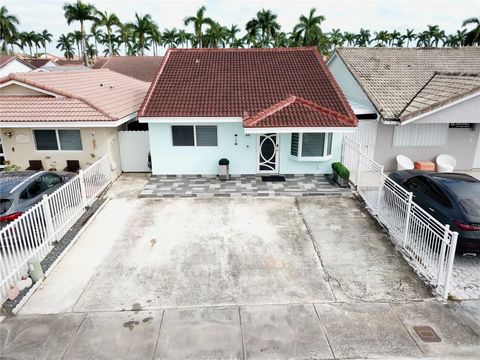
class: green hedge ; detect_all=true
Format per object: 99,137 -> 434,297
332,162 -> 350,180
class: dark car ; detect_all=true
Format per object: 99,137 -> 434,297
0,171 -> 75,227
388,170 -> 480,256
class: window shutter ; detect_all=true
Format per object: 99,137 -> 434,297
172,126 -> 195,146
58,130 -> 83,150
302,133 -> 325,157
33,130 -> 58,150
196,126 -> 218,146
291,133 -> 299,156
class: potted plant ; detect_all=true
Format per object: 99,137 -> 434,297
3,161 -> 21,172
331,162 -> 350,188
218,158 -> 230,180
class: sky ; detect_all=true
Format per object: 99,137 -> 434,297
3,0 -> 478,56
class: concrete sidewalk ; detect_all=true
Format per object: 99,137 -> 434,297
1,301 -> 480,359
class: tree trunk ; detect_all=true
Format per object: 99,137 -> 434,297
108,27 -> 112,57
80,21 -> 88,66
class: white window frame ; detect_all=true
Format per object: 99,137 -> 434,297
290,132 -> 333,161
32,129 -> 83,152
171,125 -> 218,147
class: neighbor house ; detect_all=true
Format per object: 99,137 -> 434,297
0,69 -> 149,175
92,56 -> 164,82
24,58 -> 59,70
328,47 -> 480,171
0,55 -> 35,77
139,47 -> 357,175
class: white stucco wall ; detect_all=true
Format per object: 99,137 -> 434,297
0,60 -> 32,77
0,127 -> 122,177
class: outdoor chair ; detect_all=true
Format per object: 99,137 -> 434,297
25,160 -> 43,171
436,154 -> 456,172
396,155 -> 414,170
63,160 -> 81,173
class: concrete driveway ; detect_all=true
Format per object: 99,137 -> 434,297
3,174 -> 480,359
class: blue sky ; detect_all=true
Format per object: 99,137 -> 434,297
4,0 -> 477,56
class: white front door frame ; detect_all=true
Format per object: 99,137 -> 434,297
257,133 -> 279,174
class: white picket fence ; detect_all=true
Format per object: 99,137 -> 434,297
0,155 -> 111,303
342,137 -> 458,298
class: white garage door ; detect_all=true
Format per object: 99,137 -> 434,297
118,131 -> 150,172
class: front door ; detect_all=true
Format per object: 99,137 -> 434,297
257,133 -> 279,173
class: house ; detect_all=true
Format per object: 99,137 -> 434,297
0,55 -> 35,77
55,59 -> 85,66
139,47 -> 357,175
327,47 -> 480,170
92,56 -> 164,82
0,69 -> 149,174
24,58 -> 59,70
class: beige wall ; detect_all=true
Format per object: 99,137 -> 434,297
0,84 -> 50,96
0,127 -> 122,177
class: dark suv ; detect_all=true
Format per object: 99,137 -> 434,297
388,170 -> 480,256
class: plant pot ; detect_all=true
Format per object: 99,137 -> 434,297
218,164 -> 229,180
332,169 -> 349,188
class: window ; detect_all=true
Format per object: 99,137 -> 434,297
172,125 -> 218,147
393,124 -> 448,147
39,173 -> 62,189
20,180 -> 47,200
33,129 -> 82,151
291,133 -> 333,160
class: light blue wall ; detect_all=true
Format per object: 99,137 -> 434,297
328,54 -> 375,110
278,133 -> 343,174
149,122 -> 257,175
149,122 -> 344,175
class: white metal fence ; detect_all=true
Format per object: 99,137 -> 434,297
0,155 -> 111,303
342,136 -> 458,298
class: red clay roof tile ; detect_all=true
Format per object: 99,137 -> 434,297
139,47 -> 357,128
92,56 -> 164,82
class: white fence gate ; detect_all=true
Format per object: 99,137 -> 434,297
0,155 -> 111,304
118,131 -> 150,172
342,137 -> 458,299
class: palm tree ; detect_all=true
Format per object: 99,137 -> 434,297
226,25 -> 240,46
32,31 -> 43,56
63,0 -> 97,65
150,23 -> 162,54
0,6 -> 19,53
116,23 -> 132,55
462,16 -> 480,46
18,31 -> 37,57
162,28 -> 178,48
176,29 -> 189,48
356,28 -> 371,47
56,33 -> 75,59
128,13 -> 154,55
204,22 -> 229,48
249,9 -> 280,47
374,30 -> 390,47
293,8 -> 325,46
403,29 -> 416,47
426,25 -> 445,46
389,30 -> 401,46
39,29 -> 52,57
329,29 -> 344,48
184,5 -> 214,48
95,10 -> 120,56
90,25 -> 103,58
343,32 -> 356,46
69,30 -> 83,58
456,29 -> 468,47
416,31 -> 430,47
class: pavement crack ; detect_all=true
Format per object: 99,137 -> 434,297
294,198 -> 338,302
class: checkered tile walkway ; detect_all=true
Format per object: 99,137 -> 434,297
139,174 -> 351,198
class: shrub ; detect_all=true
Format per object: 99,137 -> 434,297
219,158 -> 230,166
332,162 -> 350,180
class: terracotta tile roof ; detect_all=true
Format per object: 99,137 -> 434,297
92,56 -> 164,82
0,55 -> 35,69
334,47 -> 480,121
244,96 -> 357,128
24,58 -> 55,68
400,73 -> 480,122
140,47 -> 356,128
0,69 -> 149,122
56,59 -> 85,66
0,96 -> 110,122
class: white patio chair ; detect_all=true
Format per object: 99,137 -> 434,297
436,154 -> 456,172
396,155 -> 414,170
